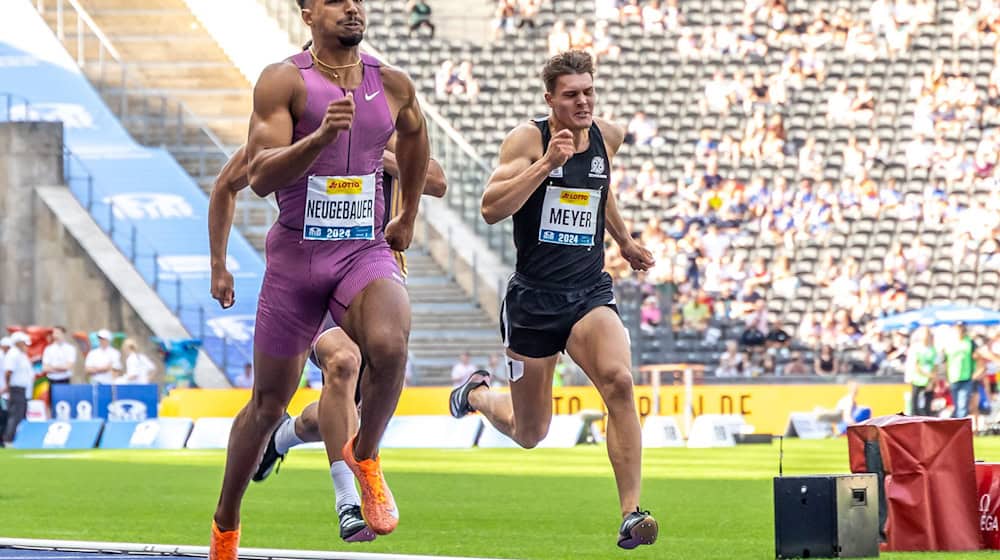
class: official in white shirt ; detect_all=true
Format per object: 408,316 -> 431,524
3,332 -> 34,444
0,337 -> 10,389
0,336 -> 8,443
84,329 -> 122,384
42,326 -> 77,386
119,339 -> 155,385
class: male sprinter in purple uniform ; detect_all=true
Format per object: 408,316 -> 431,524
209,134 -> 446,542
450,50 -> 658,549
208,0 -> 429,557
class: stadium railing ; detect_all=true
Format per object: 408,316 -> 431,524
7,1 -> 264,381
33,0 -> 276,239
0,109 -> 255,378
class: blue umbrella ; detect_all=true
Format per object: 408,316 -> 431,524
875,304 -> 1000,331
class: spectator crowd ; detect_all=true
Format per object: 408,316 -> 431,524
415,0 -> 1000,384
573,0 -> 1000,378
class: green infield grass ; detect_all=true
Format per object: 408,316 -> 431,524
1,438 -> 998,559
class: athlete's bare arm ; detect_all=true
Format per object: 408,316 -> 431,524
247,62 -> 355,197
595,118 -> 630,247
384,135 -> 447,198
596,117 -> 654,271
209,144 -> 251,308
481,123 -> 574,224
382,66 -> 430,251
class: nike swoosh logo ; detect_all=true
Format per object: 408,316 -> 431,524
365,91 -> 381,102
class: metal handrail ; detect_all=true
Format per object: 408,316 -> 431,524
59,147 -> 256,377
0,103 -> 255,380
20,0 -> 272,382
34,0 -> 275,220
363,42 -> 492,176
1,93 -> 32,121
60,0 -> 121,60
38,0 -> 235,158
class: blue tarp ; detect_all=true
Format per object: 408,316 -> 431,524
875,304 -> 1000,331
0,1 -> 262,380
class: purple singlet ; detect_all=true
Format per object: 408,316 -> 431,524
254,51 -> 404,358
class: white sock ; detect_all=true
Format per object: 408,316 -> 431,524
273,416 -> 303,455
331,460 -> 361,510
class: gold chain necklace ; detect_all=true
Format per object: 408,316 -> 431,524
309,47 -> 362,79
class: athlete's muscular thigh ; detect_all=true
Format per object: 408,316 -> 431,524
566,306 -> 633,396
506,349 -> 559,445
339,278 -> 411,362
255,225 -> 328,357
251,348 -> 309,412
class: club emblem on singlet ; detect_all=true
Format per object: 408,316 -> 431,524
589,156 -> 607,179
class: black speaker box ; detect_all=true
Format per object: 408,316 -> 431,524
774,474 -> 879,558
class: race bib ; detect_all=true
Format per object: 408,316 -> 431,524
304,173 -> 376,241
538,186 -> 600,247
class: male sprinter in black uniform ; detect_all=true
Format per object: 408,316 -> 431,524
450,50 -> 658,549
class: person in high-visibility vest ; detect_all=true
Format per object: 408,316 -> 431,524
905,326 -> 938,416
943,323 -> 976,418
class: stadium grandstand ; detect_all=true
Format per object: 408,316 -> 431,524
351,0 -> 1000,380
11,0 -> 998,385
3,0 -> 1000,558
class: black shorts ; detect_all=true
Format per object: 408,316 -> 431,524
500,272 -> 618,358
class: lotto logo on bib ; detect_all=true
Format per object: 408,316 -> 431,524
326,177 -> 363,195
559,191 -> 591,205
539,185 -> 599,247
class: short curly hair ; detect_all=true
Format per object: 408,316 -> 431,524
541,50 -> 594,93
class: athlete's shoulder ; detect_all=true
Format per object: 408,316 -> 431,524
594,117 -> 625,154
379,63 -> 417,99
507,121 -> 544,143
500,122 -> 544,157
251,61 -> 305,117
260,59 -> 302,80
254,60 -> 304,94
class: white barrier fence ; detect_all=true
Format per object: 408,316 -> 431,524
13,412 -> 833,450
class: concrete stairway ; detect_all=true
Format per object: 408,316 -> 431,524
39,0 -> 274,250
404,252 -> 502,386
59,0 -> 251,145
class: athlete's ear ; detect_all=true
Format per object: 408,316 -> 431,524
544,91 -> 553,108
301,7 -> 313,26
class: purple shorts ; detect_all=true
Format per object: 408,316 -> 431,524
254,223 -> 404,357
